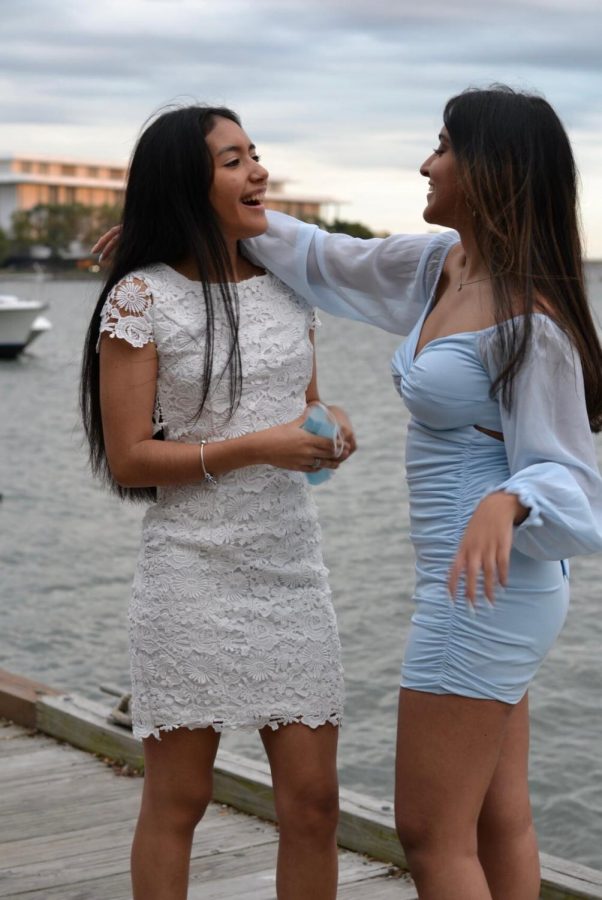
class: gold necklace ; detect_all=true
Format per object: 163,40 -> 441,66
457,272 -> 491,292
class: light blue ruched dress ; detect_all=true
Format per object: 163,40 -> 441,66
246,214 -> 602,703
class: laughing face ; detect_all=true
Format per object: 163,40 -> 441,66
206,116 -> 269,242
420,127 -> 466,229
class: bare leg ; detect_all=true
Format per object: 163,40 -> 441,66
478,693 -> 540,900
394,688 -> 513,900
261,722 -> 339,900
131,727 -> 221,900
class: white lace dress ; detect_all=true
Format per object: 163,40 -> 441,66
99,264 -> 344,739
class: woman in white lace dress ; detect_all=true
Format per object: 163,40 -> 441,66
81,105 -> 354,900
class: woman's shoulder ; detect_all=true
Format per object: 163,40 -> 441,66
106,263 -> 183,312
110,263 -> 168,293
528,312 -> 577,364
480,312 -> 577,376
100,270 -> 161,350
425,229 -> 461,254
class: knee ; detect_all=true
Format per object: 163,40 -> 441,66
142,778 -> 213,832
277,781 -> 339,839
478,800 -> 534,846
395,807 -> 476,870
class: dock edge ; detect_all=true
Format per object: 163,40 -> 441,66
1,669 -> 601,900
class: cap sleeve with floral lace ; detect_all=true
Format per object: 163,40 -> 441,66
98,274 -> 155,349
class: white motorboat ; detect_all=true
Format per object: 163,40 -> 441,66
0,294 -> 52,358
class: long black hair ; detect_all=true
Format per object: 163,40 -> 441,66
444,85 -> 602,431
80,105 -> 243,501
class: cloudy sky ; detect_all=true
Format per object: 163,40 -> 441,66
1,0 -> 601,254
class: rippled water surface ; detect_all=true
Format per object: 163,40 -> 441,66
1,270 -> 601,868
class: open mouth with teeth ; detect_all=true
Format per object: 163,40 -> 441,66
241,193 -> 264,207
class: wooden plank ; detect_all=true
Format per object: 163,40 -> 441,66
0,791 -> 141,845
30,692 -> 602,900
0,743 -> 100,779
0,721 -> 405,900
29,694 -> 409,876
213,750 -> 276,823
0,721 -> 36,740
337,852 -> 397,884
338,872 -> 418,899
0,810 -> 273,872
35,694 -> 144,770
541,853 -> 602,900
337,785 -> 406,870
8,843 -> 280,899
3,870 -> 134,900
0,820 -> 138,870
1,812 -> 278,892
0,671 -> 59,729
0,735 -> 58,759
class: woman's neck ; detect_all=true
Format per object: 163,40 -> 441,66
455,225 -> 489,283
173,243 -> 263,284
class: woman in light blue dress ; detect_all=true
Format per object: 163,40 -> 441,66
245,87 -> 602,899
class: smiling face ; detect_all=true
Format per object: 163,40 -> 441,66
420,128 -> 467,229
206,116 -> 269,242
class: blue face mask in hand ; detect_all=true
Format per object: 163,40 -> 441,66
301,403 -> 345,485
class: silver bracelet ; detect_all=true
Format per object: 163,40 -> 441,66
200,439 -> 217,485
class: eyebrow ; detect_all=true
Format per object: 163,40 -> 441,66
216,143 -> 256,156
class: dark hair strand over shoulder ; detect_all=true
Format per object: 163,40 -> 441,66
443,85 -> 602,431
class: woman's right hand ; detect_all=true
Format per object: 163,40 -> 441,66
91,225 -> 122,261
258,415 -> 350,473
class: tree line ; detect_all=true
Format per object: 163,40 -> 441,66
0,203 -> 123,264
0,204 -> 380,266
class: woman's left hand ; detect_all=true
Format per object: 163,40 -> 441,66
448,491 -> 528,606
326,405 -> 357,458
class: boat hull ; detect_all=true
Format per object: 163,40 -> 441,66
0,298 -> 51,357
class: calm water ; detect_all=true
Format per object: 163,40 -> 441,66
1,269 -> 601,868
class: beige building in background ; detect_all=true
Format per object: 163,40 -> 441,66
0,156 -> 126,231
266,178 -> 338,221
0,155 -> 338,232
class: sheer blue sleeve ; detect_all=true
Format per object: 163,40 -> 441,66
480,315 -> 602,560
244,211 -> 454,335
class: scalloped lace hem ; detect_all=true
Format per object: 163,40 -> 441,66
135,711 -> 343,741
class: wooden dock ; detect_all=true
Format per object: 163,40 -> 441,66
0,719 -> 412,899
1,669 -> 602,900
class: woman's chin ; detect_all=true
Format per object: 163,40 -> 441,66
237,216 -> 269,241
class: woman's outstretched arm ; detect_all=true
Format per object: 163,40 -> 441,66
244,211 -> 455,335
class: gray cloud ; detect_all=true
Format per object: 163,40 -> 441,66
0,1 -> 599,176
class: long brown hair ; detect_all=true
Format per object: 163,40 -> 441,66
444,85 -> 602,431
80,105 -> 244,501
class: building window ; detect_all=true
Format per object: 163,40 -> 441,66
87,166 -> 99,178
21,161 -> 32,173
65,186 -> 76,203
109,168 -> 123,181
62,164 -> 76,177
48,185 -> 59,203
39,162 -> 49,175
